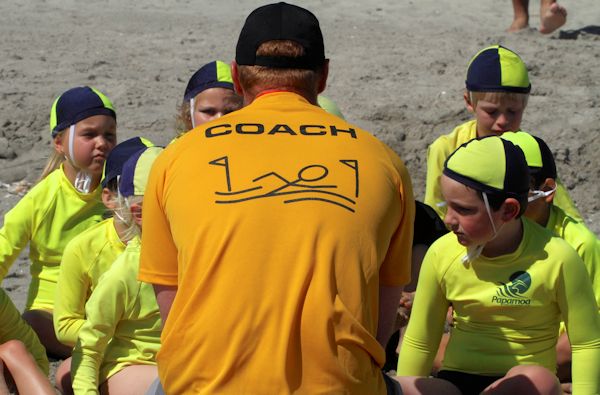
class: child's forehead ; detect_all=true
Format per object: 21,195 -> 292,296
473,91 -> 527,107
441,174 -> 481,201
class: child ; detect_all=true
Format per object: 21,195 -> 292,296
424,45 -> 583,223
501,130 -> 600,384
71,146 -> 163,395
174,60 -> 243,137
53,136 -> 154,394
0,288 -> 53,394
0,86 -> 117,358
396,137 -> 600,395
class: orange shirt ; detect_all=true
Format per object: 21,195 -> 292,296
139,92 -> 414,394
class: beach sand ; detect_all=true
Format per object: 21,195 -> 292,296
0,0 -> 598,388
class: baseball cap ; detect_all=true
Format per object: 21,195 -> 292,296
443,136 -> 530,200
119,146 -> 164,197
466,45 -> 531,94
50,86 -> 116,137
501,131 -> 557,181
235,2 -> 326,70
183,61 -> 234,101
102,137 -> 155,188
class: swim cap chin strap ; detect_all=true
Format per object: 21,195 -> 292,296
462,192 -> 503,263
190,98 -> 196,129
66,124 -> 93,194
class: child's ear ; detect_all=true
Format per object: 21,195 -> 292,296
542,178 -> 557,203
53,133 -> 65,154
464,91 -> 475,113
130,203 -> 143,226
501,198 -> 521,221
231,61 -> 243,96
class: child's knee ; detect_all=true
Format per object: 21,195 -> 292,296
504,365 -> 561,395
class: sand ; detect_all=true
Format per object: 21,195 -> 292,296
0,0 -> 598,388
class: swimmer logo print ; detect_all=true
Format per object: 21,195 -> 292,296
209,156 -> 359,212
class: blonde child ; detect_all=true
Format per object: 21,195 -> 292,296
53,137 -> 154,394
71,146 -> 163,395
0,288 -> 53,395
501,130 -> 600,384
396,137 -> 600,395
174,60 -> 242,137
424,45 -> 582,223
0,86 -> 117,358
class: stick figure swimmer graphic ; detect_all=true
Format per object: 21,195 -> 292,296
209,157 -> 359,212
497,271 -> 532,298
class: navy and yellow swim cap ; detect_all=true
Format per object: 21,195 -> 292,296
466,45 -> 531,94
102,136 -> 155,188
50,86 -> 116,137
119,146 -> 164,197
444,136 -> 530,200
183,60 -> 234,101
501,131 -> 557,183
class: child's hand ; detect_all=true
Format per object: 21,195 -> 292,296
396,292 -> 415,328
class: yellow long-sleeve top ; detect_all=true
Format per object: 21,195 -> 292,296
0,165 -> 104,311
546,204 -> 600,308
424,120 -> 583,222
71,237 -> 161,395
0,288 -> 48,374
398,218 -> 600,394
54,218 -> 126,347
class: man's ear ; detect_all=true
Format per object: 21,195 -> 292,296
464,91 -> 475,113
317,59 -> 329,94
231,61 -> 242,95
501,198 -> 521,221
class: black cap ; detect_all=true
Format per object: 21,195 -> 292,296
235,2 -> 325,70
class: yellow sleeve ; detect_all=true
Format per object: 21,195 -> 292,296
71,268 -> 127,394
397,248 -> 450,376
0,289 -> 49,374
554,178 -> 584,223
557,251 -> 600,394
139,155 -> 178,285
0,194 -> 34,279
424,137 -> 450,219
54,239 -> 90,347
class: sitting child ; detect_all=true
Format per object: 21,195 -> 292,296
396,137 -> 600,395
53,136 -> 155,394
501,130 -> 600,384
174,60 -> 243,137
424,45 -> 582,223
71,146 -> 164,395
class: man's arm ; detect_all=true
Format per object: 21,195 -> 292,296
153,284 -> 178,327
377,285 -> 403,348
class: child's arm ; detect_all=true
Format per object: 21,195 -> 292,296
54,239 -> 92,347
397,248 -> 449,376
0,289 -> 49,375
424,139 -> 450,219
71,267 -> 126,394
0,195 -> 35,280
557,250 -> 600,394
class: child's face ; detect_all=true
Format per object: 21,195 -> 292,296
192,88 -> 241,126
469,95 -> 526,137
56,115 -> 117,175
441,175 -> 500,247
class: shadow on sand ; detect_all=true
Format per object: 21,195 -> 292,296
557,25 -> 600,39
